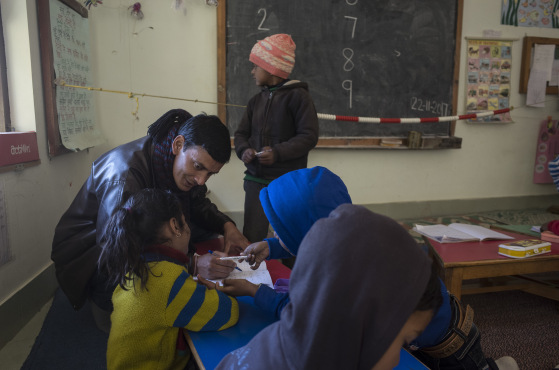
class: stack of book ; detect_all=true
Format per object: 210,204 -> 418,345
498,239 -> 552,259
540,230 -> 559,243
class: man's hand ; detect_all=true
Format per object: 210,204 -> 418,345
241,148 -> 257,164
196,251 -> 235,280
256,146 -> 275,166
241,241 -> 270,269
220,279 -> 260,297
222,222 -> 250,254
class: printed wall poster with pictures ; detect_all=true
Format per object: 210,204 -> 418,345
501,0 -> 559,28
466,39 -> 513,123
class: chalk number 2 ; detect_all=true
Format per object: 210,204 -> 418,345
257,9 -> 270,31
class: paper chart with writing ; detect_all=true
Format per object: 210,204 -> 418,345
465,39 -> 513,123
211,261 -> 273,288
50,0 -> 104,150
527,44 -> 557,107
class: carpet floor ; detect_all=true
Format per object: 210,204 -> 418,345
462,290 -> 559,370
22,289 -> 108,370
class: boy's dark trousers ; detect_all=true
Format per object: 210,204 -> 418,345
412,295 -> 498,370
242,180 -> 270,243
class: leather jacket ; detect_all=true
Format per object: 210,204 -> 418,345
51,136 -> 232,309
234,80 -> 319,179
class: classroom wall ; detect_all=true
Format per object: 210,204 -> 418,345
87,0 -> 559,213
0,0 -> 97,311
0,0 -> 558,328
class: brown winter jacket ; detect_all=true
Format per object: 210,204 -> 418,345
234,80 -> 319,180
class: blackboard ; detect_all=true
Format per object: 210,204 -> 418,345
217,0 -> 463,148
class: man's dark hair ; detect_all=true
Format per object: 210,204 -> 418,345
178,113 -> 231,164
147,109 -> 231,164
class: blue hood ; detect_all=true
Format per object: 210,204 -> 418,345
259,166 -> 352,255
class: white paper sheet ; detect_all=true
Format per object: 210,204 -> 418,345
550,59 -> 559,87
211,260 -> 274,288
526,44 -> 556,107
527,69 -> 548,107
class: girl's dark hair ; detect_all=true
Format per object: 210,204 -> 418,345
147,109 -> 231,164
98,188 -> 185,291
415,262 -> 443,312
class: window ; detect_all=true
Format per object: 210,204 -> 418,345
0,5 -> 11,132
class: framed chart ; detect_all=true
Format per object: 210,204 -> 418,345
37,0 -> 103,157
465,38 -> 514,123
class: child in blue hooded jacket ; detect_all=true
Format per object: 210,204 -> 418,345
212,166 -> 503,369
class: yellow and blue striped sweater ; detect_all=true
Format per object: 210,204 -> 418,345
107,258 -> 239,369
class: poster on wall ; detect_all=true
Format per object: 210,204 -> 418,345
501,0 -> 559,28
49,0 -> 104,151
465,38 -> 513,123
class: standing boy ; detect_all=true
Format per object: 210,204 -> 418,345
234,33 -> 319,243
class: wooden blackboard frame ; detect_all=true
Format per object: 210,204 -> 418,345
37,0 -> 88,158
217,0 -> 463,149
519,36 -> 559,95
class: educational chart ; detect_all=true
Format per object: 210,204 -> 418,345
533,118 -> 559,184
465,39 -> 513,123
501,0 -> 559,28
49,0 -> 103,150
526,43 -> 557,107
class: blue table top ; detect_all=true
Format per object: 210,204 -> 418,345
187,296 -> 427,369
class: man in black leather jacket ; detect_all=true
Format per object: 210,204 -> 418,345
52,109 -> 249,313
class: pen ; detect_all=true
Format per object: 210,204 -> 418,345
256,149 -> 272,156
219,256 -> 245,261
208,250 -> 242,271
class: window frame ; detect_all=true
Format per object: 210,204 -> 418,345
0,5 -> 11,132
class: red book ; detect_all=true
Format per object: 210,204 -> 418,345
541,230 -> 559,244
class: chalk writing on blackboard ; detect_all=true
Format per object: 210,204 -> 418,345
221,0 -> 462,144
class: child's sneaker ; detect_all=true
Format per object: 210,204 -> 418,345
494,356 -> 519,370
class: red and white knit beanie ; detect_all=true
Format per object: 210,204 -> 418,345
249,34 -> 296,79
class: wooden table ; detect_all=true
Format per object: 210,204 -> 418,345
424,230 -> 559,300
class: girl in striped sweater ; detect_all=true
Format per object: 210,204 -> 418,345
99,188 -> 238,370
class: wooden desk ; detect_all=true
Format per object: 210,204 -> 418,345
425,230 -> 559,300
188,237 -> 428,369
